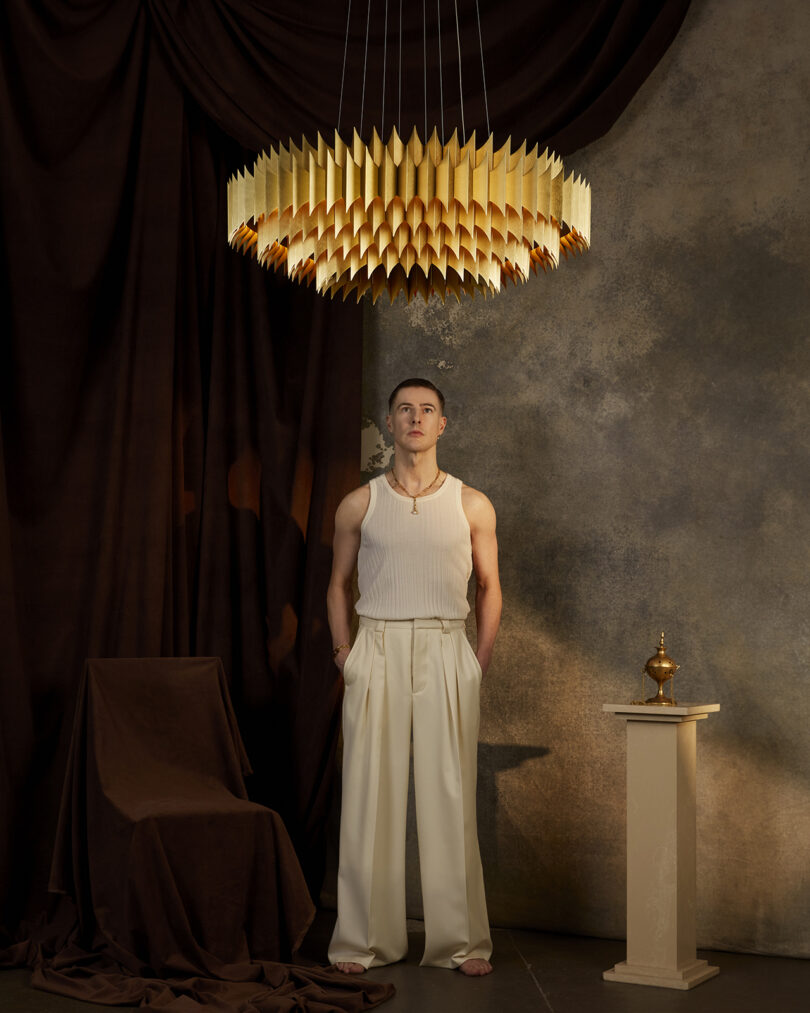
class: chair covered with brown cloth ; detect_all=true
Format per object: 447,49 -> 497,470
49,657 -> 312,969
38,657 -> 394,1010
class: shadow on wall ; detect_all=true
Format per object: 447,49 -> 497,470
477,742 -> 550,869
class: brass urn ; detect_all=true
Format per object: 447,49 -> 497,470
639,631 -> 679,705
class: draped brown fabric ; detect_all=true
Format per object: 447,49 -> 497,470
28,658 -> 394,1011
39,660 -> 310,991
0,0 -> 689,1007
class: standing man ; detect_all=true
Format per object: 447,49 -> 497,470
327,378 -> 501,977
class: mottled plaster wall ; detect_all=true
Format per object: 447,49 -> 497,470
358,0 -> 810,957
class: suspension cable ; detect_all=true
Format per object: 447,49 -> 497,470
360,0 -> 372,136
453,0 -> 465,143
381,0 -> 388,135
337,0 -> 353,134
474,0 -> 490,135
422,0 -> 427,141
436,0 -> 444,144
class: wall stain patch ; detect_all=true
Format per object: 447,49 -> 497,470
361,419 -> 393,474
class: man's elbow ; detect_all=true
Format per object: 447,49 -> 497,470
327,578 -> 353,601
476,575 -> 501,596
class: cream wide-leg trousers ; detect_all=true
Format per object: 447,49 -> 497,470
328,617 -> 491,969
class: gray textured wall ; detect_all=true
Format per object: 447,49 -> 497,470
357,0 -> 810,958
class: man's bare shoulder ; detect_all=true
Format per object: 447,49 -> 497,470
335,482 -> 372,530
460,482 -> 496,525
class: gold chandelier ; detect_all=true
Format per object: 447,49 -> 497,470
227,4 -> 591,304
228,126 -> 589,304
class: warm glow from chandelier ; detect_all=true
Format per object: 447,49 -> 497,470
228,125 -> 590,304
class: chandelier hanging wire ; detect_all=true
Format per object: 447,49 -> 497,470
228,0 -> 591,304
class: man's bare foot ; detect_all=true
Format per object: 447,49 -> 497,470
334,961 -> 366,974
458,958 -> 493,976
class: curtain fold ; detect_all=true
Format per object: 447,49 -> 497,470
1,0 -> 690,992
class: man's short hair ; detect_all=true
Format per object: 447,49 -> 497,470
388,378 -> 446,414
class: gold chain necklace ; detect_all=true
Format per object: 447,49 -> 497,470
389,467 -> 442,514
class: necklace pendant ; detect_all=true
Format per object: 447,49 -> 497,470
411,498 -> 418,515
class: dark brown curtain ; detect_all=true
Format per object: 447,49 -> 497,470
1,0 -> 689,975
0,0 -> 365,944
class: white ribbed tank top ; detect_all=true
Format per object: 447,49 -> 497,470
356,473 -> 472,620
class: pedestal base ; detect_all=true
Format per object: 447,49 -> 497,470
603,958 -> 719,990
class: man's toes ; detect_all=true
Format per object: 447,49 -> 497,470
458,958 -> 493,976
334,961 -> 366,974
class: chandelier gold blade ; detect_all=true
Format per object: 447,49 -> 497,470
228,127 -> 590,305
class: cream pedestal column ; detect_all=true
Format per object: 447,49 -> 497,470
602,703 -> 720,990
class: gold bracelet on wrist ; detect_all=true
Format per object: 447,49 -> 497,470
332,643 -> 350,658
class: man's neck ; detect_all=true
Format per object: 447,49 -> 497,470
391,452 -> 441,492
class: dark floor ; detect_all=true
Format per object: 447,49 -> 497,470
2,912 -> 808,1012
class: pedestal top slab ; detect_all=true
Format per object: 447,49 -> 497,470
603,702 -> 720,718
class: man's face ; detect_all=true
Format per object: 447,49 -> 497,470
386,386 -> 446,452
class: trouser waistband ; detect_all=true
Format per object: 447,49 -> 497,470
358,617 -> 466,631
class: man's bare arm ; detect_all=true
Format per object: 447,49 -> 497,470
463,487 -> 502,676
327,485 -> 370,671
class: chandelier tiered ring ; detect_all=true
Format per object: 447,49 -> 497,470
228,126 -> 590,304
